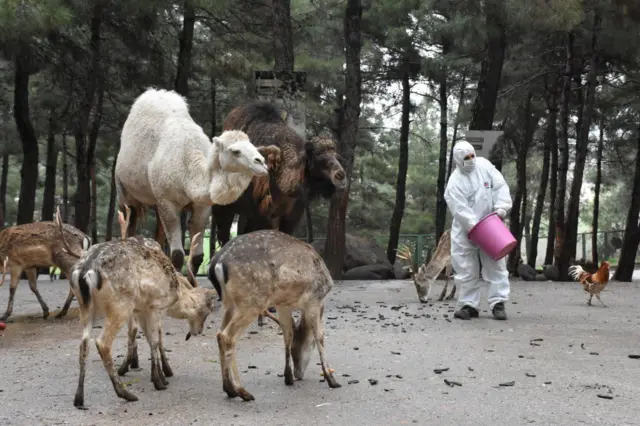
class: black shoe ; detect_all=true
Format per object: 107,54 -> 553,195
492,302 -> 507,320
454,305 -> 479,320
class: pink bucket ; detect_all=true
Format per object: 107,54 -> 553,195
467,212 -> 517,261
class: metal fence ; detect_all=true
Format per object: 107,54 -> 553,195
88,229 -> 639,276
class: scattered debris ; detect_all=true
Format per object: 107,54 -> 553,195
391,351 -> 401,355
499,381 -> 516,387
368,378 -> 379,385
468,367 -> 474,372
628,355 -> 640,359
348,380 -> 359,385
525,373 -> 536,378
434,368 -> 450,374
590,352 -> 599,356
597,394 -> 613,400
444,379 -> 462,387
316,403 -> 331,407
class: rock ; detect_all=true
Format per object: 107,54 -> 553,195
517,263 -> 537,281
342,264 -> 395,280
535,273 -> 547,282
394,261 -> 411,279
543,264 -> 560,281
312,233 -> 393,271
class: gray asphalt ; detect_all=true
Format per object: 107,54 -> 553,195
1,276 -> 639,426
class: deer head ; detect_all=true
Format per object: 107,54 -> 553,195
396,244 -> 431,303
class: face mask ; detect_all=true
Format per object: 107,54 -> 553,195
462,157 -> 476,173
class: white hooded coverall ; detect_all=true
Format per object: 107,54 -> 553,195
444,141 -> 513,310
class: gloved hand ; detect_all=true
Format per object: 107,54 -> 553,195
495,208 -> 507,219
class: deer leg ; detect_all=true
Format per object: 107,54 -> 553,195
595,293 -> 607,308
158,317 -> 173,378
438,280 -> 448,302
73,306 -> 94,410
155,215 -> 167,251
216,307 -> 258,401
307,304 -> 340,389
56,286 -> 76,318
139,311 -> 167,391
276,307 -> 295,386
1,266 -> 22,321
156,200 -> 185,272
25,268 -> 49,319
118,316 -> 141,376
95,309 -> 138,402
123,205 -> 139,238
187,206 -> 211,285
446,283 -> 457,300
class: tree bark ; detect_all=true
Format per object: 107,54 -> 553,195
529,92 -> 557,268
613,125 -> 640,282
41,113 -> 58,222
272,0 -> 294,72
469,0 -> 507,170
14,51 -> 39,225
62,135 -> 69,223
105,153 -> 118,241
386,67 -> 411,265
210,76 -> 217,256
74,5 -> 103,233
554,32 -> 574,267
507,92 -> 535,272
558,12 -> 600,279
448,72 -> 466,179
174,0 -> 195,97
174,0 -> 196,246
435,38 -> 450,245
592,114 -> 604,264
0,153 -> 8,228
323,0 -> 362,279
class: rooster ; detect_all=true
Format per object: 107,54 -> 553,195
568,261 -> 611,307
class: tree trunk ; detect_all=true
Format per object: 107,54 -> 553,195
435,38 -> 450,245
558,12 -> 600,279
469,0 -> 507,170
74,5 -> 102,233
386,68 -> 411,265
529,95 -> 557,268
323,0 -> 362,279
507,92 -> 534,272
174,0 -> 195,97
592,114 -> 604,264
88,85 -> 104,244
554,32 -> 574,266
448,72 -> 466,180
174,0 -> 196,246
272,0 -> 294,72
105,153 -> 118,241
613,125 -> 640,282
62,135 -> 69,223
41,113 -> 58,222
545,99 -> 559,265
210,76 -> 217,256
0,153 -> 8,228
14,51 -> 39,225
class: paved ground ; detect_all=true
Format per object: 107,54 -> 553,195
1,277 -> 639,426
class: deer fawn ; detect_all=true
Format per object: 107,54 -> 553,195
208,229 -> 341,401
396,229 -> 455,303
63,206 -> 217,409
0,212 -> 91,321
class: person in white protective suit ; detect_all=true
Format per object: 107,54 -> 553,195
444,141 -> 513,320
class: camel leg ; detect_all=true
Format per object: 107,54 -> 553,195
156,200 -> 185,272
25,268 -> 49,319
187,206 -> 211,285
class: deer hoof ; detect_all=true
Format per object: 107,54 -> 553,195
237,387 -> 255,401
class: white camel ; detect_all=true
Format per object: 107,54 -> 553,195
115,88 -> 279,282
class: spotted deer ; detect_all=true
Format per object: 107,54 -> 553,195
208,229 -> 341,401
0,213 -> 91,321
63,207 -> 217,409
396,229 -> 455,303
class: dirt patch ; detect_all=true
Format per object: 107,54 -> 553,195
0,308 -> 81,348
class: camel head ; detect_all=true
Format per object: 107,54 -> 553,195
211,130 -> 269,176
305,136 -> 348,199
